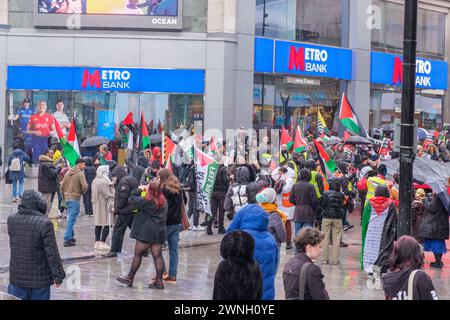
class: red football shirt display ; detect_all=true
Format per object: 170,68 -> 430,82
29,113 -> 54,137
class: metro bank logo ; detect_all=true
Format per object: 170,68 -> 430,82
288,46 -> 328,73
392,56 -> 433,87
81,69 -> 132,89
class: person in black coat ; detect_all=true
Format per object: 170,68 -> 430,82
418,194 -> 449,269
213,231 -> 263,300
82,157 -> 96,216
7,190 -> 65,300
117,181 -> 168,289
38,149 -> 59,216
104,166 -> 139,258
207,157 -> 230,235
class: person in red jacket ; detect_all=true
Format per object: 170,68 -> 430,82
151,147 -> 163,166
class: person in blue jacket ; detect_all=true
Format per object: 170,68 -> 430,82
227,204 -> 279,300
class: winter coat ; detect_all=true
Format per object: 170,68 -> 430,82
411,200 -> 425,243
8,207 -> 65,288
60,166 -> 88,201
227,204 -> 278,300
213,164 -> 230,193
383,268 -> 438,300
319,190 -> 344,220
83,160 -> 97,189
162,187 -> 185,226
289,181 -> 318,223
129,189 -> 168,244
283,252 -> 329,300
38,155 -> 58,194
112,166 -> 139,215
418,195 -> 449,240
224,166 -> 264,212
91,176 -> 115,226
268,212 -> 286,247
7,149 -> 30,181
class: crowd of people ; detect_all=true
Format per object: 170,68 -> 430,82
4,124 -> 450,301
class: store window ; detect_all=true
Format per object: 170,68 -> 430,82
370,87 -> 443,132
255,0 -> 341,47
6,91 -> 203,164
372,0 -> 446,58
253,74 -> 340,135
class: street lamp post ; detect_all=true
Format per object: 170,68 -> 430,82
398,0 -> 418,237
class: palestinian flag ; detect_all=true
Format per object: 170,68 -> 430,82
313,139 -> 336,179
361,198 -> 396,272
280,126 -> 293,150
139,112 -> 150,150
293,126 -> 307,152
162,132 -> 176,163
317,110 -> 329,135
338,93 -> 367,137
209,136 -> 219,154
194,147 -> 219,216
343,130 -> 352,141
54,115 -> 80,167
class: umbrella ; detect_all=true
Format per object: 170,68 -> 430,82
149,133 -> 162,145
344,135 -> 372,145
80,136 -> 110,148
417,128 -> 429,141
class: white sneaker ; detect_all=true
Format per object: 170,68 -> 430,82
94,242 -> 100,250
196,226 -> 205,231
98,242 -> 111,251
189,226 -> 198,231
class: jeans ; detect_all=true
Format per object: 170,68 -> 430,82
12,179 -> 24,198
294,222 -> 314,237
163,224 -> 181,278
8,284 -> 50,300
64,200 -> 80,241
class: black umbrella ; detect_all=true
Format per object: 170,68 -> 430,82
344,135 -> 372,145
80,136 -> 110,148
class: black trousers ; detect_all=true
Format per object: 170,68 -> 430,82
188,191 -> 199,226
208,191 -> 226,229
110,214 -> 135,253
83,189 -> 93,215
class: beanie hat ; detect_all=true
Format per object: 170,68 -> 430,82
256,188 -> 277,204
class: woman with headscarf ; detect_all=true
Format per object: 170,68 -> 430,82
91,165 -> 115,251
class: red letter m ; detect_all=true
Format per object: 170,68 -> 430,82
392,57 -> 403,84
82,70 -> 101,89
288,46 -> 305,71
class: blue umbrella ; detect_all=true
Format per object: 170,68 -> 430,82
417,128 -> 429,140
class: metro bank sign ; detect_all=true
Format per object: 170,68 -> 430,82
371,52 -> 448,90
79,68 -> 137,91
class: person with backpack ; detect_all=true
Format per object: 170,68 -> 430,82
224,166 -> 264,219
8,142 -> 31,202
383,236 -> 438,300
283,227 -> 329,300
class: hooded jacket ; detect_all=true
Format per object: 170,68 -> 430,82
227,204 -> 278,300
213,164 -> 230,193
113,166 -> 139,215
7,191 -> 66,288
60,166 -> 88,201
382,268 -> 438,300
224,166 -> 265,212
38,155 -> 58,194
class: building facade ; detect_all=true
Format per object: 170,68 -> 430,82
0,0 -> 449,164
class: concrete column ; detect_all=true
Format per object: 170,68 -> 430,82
347,0 -> 372,129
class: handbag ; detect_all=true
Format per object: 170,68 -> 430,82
180,191 -> 190,231
5,170 -> 12,185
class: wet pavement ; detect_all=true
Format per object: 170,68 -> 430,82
0,177 -> 449,299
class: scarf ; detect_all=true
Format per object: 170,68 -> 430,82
260,203 -> 287,224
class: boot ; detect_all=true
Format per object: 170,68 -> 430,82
206,226 -> 213,235
117,273 -> 134,287
430,254 -> 444,269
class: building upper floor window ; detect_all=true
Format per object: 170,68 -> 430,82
371,0 -> 446,59
255,0 -> 341,47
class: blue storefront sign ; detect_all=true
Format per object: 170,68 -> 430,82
254,37 -> 352,80
7,66 -> 205,94
371,52 -> 448,90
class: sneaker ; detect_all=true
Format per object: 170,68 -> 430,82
94,242 -> 100,250
164,276 -> 177,284
103,251 -> 118,258
189,225 -> 198,231
196,226 -> 205,231
64,240 -> 75,247
430,261 -> 444,269
98,242 -> 111,251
